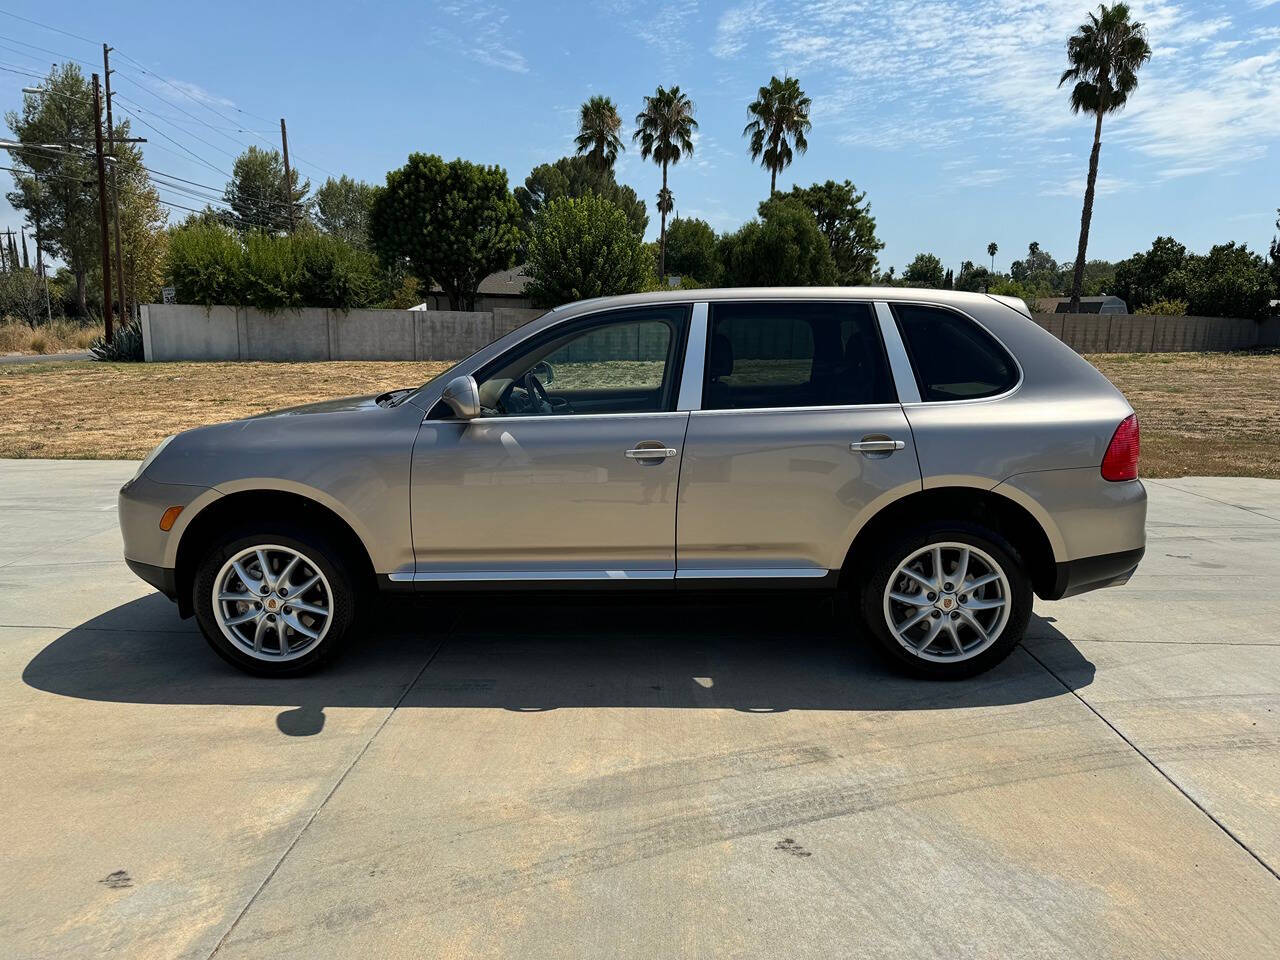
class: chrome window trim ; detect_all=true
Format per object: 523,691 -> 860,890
873,301 -> 922,405
676,301 -> 708,411
422,410 -> 691,425
884,299 -> 1025,407
388,568 -> 675,583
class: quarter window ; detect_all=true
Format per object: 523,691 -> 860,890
892,304 -> 1018,401
702,301 -> 895,410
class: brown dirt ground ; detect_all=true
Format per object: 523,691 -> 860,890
1,351 -> 1276,477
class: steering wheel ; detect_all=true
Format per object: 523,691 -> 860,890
523,370 -> 551,411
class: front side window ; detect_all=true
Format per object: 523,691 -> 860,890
702,301 -> 895,410
474,306 -> 687,417
892,304 -> 1018,401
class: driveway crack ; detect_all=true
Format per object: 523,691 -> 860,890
1022,643 -> 1280,884
205,615 -> 457,958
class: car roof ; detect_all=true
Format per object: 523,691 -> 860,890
550,287 -> 1009,320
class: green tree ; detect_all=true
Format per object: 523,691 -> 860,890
783,180 -> 883,284
112,129 -> 170,310
5,64 -> 98,315
663,216 -> 720,285
903,253 -> 945,288
718,197 -> 836,287
987,242 -> 998,271
524,194 -> 655,307
1185,243 -> 1274,320
956,261 -> 993,292
514,156 -> 647,238
313,175 -> 376,250
634,85 -> 697,278
574,95 -> 625,171
368,154 -> 523,311
743,75 -> 812,196
1010,241 -> 1057,284
1059,3 -> 1152,310
1113,236 -> 1188,310
224,145 -> 310,233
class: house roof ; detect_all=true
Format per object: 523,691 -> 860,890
429,265 -> 529,296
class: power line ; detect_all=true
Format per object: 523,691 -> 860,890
112,92 -> 240,160
0,62 -> 46,80
112,102 -> 230,179
0,32 -> 94,68
0,162 -> 90,184
0,8 -> 97,47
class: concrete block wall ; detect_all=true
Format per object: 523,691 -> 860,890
141,305 -> 545,362
141,303 -> 1275,362
1033,313 -> 1274,354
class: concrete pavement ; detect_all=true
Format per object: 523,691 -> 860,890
1,460 -> 1277,958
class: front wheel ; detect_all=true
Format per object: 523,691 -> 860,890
857,526 -> 1032,679
192,526 -> 356,676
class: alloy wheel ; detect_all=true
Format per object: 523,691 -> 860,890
212,544 -> 333,662
882,541 -> 1011,662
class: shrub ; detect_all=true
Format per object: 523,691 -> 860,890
166,223 -> 381,310
89,317 -> 145,362
524,194 -> 655,307
0,269 -> 50,325
1137,299 -> 1188,316
27,332 -> 49,353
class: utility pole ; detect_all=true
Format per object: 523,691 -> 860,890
279,117 -> 295,231
104,44 -> 127,322
91,73 -> 113,343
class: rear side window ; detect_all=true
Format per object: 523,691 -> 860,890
703,301 -> 895,410
892,304 -> 1018,401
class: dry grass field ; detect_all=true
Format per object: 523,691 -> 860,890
0,350 -> 1277,477
0,321 -> 103,355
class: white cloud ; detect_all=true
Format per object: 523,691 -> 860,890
432,1 -> 529,74
1040,174 -> 1132,198
708,0 -> 1280,178
143,76 -> 236,109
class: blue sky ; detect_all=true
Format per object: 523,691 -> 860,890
1,0 -> 1277,275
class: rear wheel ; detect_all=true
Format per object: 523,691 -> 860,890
857,525 -> 1031,679
192,525 -> 355,676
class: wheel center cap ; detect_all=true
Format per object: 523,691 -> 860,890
266,597 -> 278,611
939,596 -> 954,611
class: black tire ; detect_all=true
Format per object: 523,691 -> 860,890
855,523 -> 1032,679
192,523 -> 356,676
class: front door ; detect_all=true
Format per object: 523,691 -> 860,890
409,305 -> 691,582
676,300 -> 923,580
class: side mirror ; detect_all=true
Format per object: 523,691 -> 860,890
441,375 -> 481,420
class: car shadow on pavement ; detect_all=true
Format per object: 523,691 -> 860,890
23,591 -> 1093,736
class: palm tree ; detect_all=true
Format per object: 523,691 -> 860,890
574,95 -> 624,171
743,75 -> 812,196
1059,3 -> 1151,310
987,242 -> 998,272
634,85 -> 697,278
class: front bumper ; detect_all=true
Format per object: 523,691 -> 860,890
118,472 -> 216,608
1044,546 -> 1145,600
125,558 -> 178,600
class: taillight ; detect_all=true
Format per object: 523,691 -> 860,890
1101,414 -> 1140,481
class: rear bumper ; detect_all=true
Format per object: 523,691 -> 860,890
1043,546 -> 1145,601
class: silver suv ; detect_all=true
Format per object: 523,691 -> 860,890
118,288 -> 1146,679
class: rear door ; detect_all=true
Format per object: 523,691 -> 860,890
676,299 -> 922,582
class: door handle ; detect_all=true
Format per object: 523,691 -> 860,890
625,446 -> 678,459
850,438 -> 905,453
